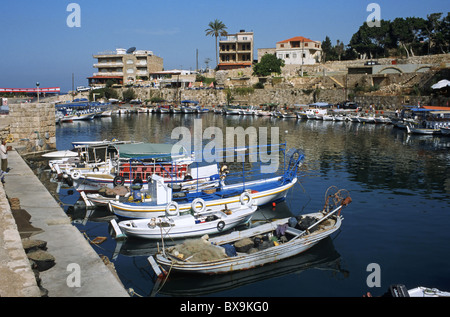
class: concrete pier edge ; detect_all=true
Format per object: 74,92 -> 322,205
0,147 -> 129,297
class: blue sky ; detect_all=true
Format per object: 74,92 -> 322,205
0,0 -> 448,92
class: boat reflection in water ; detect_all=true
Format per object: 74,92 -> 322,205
110,202 -> 348,297
152,237 -> 346,297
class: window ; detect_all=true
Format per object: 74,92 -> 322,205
127,68 -> 134,74
126,59 -> 133,64
293,53 -> 297,59
285,54 -> 290,58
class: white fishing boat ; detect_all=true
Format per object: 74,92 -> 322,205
239,106 -> 256,115
441,127 -> 450,135
372,284 -> 450,297
67,143 -> 204,192
406,123 -> 441,135
333,114 -> 346,121
224,106 -> 241,115
181,106 -> 196,114
72,110 -> 95,120
373,116 -> 391,124
152,188 -> 351,274
48,140 -> 135,174
116,204 -> 257,240
358,115 -> 376,123
255,110 -> 273,116
296,112 -> 308,120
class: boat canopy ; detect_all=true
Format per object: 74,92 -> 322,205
114,143 -> 189,160
181,100 -> 199,104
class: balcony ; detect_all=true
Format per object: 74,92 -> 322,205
94,62 -> 124,68
93,72 -> 123,77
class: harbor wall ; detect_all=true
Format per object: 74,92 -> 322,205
8,103 -> 56,152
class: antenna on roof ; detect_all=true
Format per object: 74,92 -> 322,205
127,47 -> 136,54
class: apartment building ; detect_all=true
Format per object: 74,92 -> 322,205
217,30 -> 254,70
275,36 -> 322,65
88,48 -> 163,87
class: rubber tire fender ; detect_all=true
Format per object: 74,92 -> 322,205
240,192 -> 253,206
191,198 -> 206,213
217,221 -> 225,232
113,176 -> 125,187
165,201 -> 179,217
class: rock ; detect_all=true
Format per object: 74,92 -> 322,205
27,250 -> 55,272
22,239 -> 47,253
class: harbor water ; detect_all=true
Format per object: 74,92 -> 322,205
32,112 -> 450,297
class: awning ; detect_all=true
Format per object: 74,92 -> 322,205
115,143 -> 189,160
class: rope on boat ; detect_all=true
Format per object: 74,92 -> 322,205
128,288 -> 143,297
152,260 -> 174,296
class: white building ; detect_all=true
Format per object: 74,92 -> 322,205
275,36 -> 322,65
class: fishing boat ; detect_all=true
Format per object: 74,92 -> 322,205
71,110 -> 95,120
370,284 -> 450,297
255,110 -> 272,116
441,127 -> 450,135
406,123 -> 441,135
108,146 -> 304,219
357,115 -> 376,123
108,174 -> 297,219
48,140 -> 135,174
67,143 -> 212,192
151,187 -> 351,275
224,106 -> 241,115
171,107 -> 182,114
116,204 -> 257,240
296,112 -> 308,120
239,106 -> 256,115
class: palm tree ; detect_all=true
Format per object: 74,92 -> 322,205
205,19 -> 228,68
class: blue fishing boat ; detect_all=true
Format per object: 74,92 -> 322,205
108,145 -> 304,219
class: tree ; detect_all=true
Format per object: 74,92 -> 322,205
391,17 -> 426,57
322,36 -> 335,61
205,19 -> 228,67
122,88 -> 136,101
253,54 -> 285,77
349,20 -> 393,58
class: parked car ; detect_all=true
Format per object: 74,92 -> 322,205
77,86 -> 91,92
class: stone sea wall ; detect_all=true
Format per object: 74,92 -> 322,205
8,103 -> 56,152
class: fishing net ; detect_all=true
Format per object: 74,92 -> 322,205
170,238 -> 227,262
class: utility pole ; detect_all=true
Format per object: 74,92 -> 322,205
72,73 -> 74,101
196,49 -> 198,72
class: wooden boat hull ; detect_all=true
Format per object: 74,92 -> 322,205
155,211 -> 342,274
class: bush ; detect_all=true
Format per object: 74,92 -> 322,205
122,88 -> 136,101
253,82 -> 264,89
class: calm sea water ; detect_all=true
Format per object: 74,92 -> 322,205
35,112 -> 450,297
